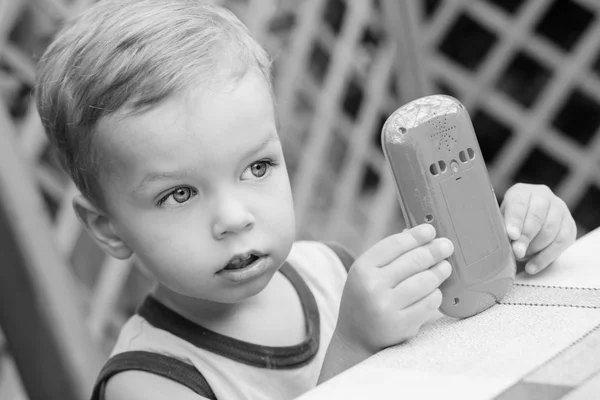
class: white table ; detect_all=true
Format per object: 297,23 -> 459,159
300,228 -> 600,400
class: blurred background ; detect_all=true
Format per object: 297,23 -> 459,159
1,0 -> 600,398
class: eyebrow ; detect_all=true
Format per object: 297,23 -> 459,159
246,131 -> 279,158
133,132 -> 279,194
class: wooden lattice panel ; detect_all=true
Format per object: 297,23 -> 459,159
273,0 -> 411,251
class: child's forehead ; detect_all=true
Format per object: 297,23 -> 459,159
120,68 -> 271,116
93,71 -> 277,173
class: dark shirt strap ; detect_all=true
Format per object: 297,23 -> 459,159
90,350 -> 216,400
323,242 -> 355,272
136,263 -> 320,370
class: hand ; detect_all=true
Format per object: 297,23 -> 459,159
501,183 -> 577,275
334,224 -> 453,357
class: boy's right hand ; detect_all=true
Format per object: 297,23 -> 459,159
335,223 -> 453,358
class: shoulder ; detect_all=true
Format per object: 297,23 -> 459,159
289,240 -> 355,273
320,241 -> 355,272
96,348 -> 216,400
104,370 -> 209,400
103,318 -> 208,399
286,241 -> 355,298
110,313 -> 190,358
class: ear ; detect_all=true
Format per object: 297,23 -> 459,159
72,194 -> 133,260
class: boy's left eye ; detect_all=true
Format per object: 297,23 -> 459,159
243,159 -> 276,179
251,161 -> 268,177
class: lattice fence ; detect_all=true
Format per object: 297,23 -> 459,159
277,0 -> 600,251
1,0 -> 600,398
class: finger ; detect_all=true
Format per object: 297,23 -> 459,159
513,195 -> 551,259
525,214 -> 576,274
358,224 -> 436,269
503,189 -> 531,241
382,238 -> 454,285
525,199 -> 564,257
393,260 -> 452,308
397,289 -> 444,335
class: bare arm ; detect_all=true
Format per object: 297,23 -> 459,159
317,331 -> 372,384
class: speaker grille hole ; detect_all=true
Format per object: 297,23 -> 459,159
425,214 -> 434,222
438,160 -> 447,172
430,163 -> 440,176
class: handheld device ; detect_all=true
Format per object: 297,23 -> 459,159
381,94 -> 516,318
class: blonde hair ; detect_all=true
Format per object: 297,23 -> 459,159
36,0 -> 272,210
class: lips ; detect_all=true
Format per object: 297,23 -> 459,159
218,254 -> 269,283
223,252 -> 263,270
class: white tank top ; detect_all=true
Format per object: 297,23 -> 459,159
97,241 -> 353,400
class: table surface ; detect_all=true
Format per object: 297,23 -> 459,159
299,227 -> 600,400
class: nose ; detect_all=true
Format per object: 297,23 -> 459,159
211,193 -> 255,240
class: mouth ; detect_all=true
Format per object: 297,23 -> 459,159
223,252 -> 264,271
218,251 -> 270,283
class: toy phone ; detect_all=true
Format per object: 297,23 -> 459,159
381,95 -> 516,318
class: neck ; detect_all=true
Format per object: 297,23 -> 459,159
151,271 -> 287,327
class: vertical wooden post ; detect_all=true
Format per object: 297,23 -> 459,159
381,0 -> 431,103
0,104 -> 102,400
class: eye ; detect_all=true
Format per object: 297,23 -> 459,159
242,159 -> 277,180
251,161 -> 269,177
157,186 -> 197,207
173,187 -> 192,202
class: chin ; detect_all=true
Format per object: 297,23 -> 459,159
213,278 -> 269,304
242,262 -> 280,299
237,257 -> 288,302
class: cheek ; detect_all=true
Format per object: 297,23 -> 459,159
126,220 -> 220,285
265,171 -> 294,207
119,212 -> 209,261
263,176 -> 296,233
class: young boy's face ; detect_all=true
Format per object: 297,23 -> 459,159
92,70 -> 296,303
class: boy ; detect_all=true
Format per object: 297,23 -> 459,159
35,1 -> 577,399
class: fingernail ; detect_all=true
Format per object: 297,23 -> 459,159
441,260 -> 452,276
418,223 -> 436,239
515,242 -> 527,259
440,238 -> 454,255
526,263 -> 538,274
